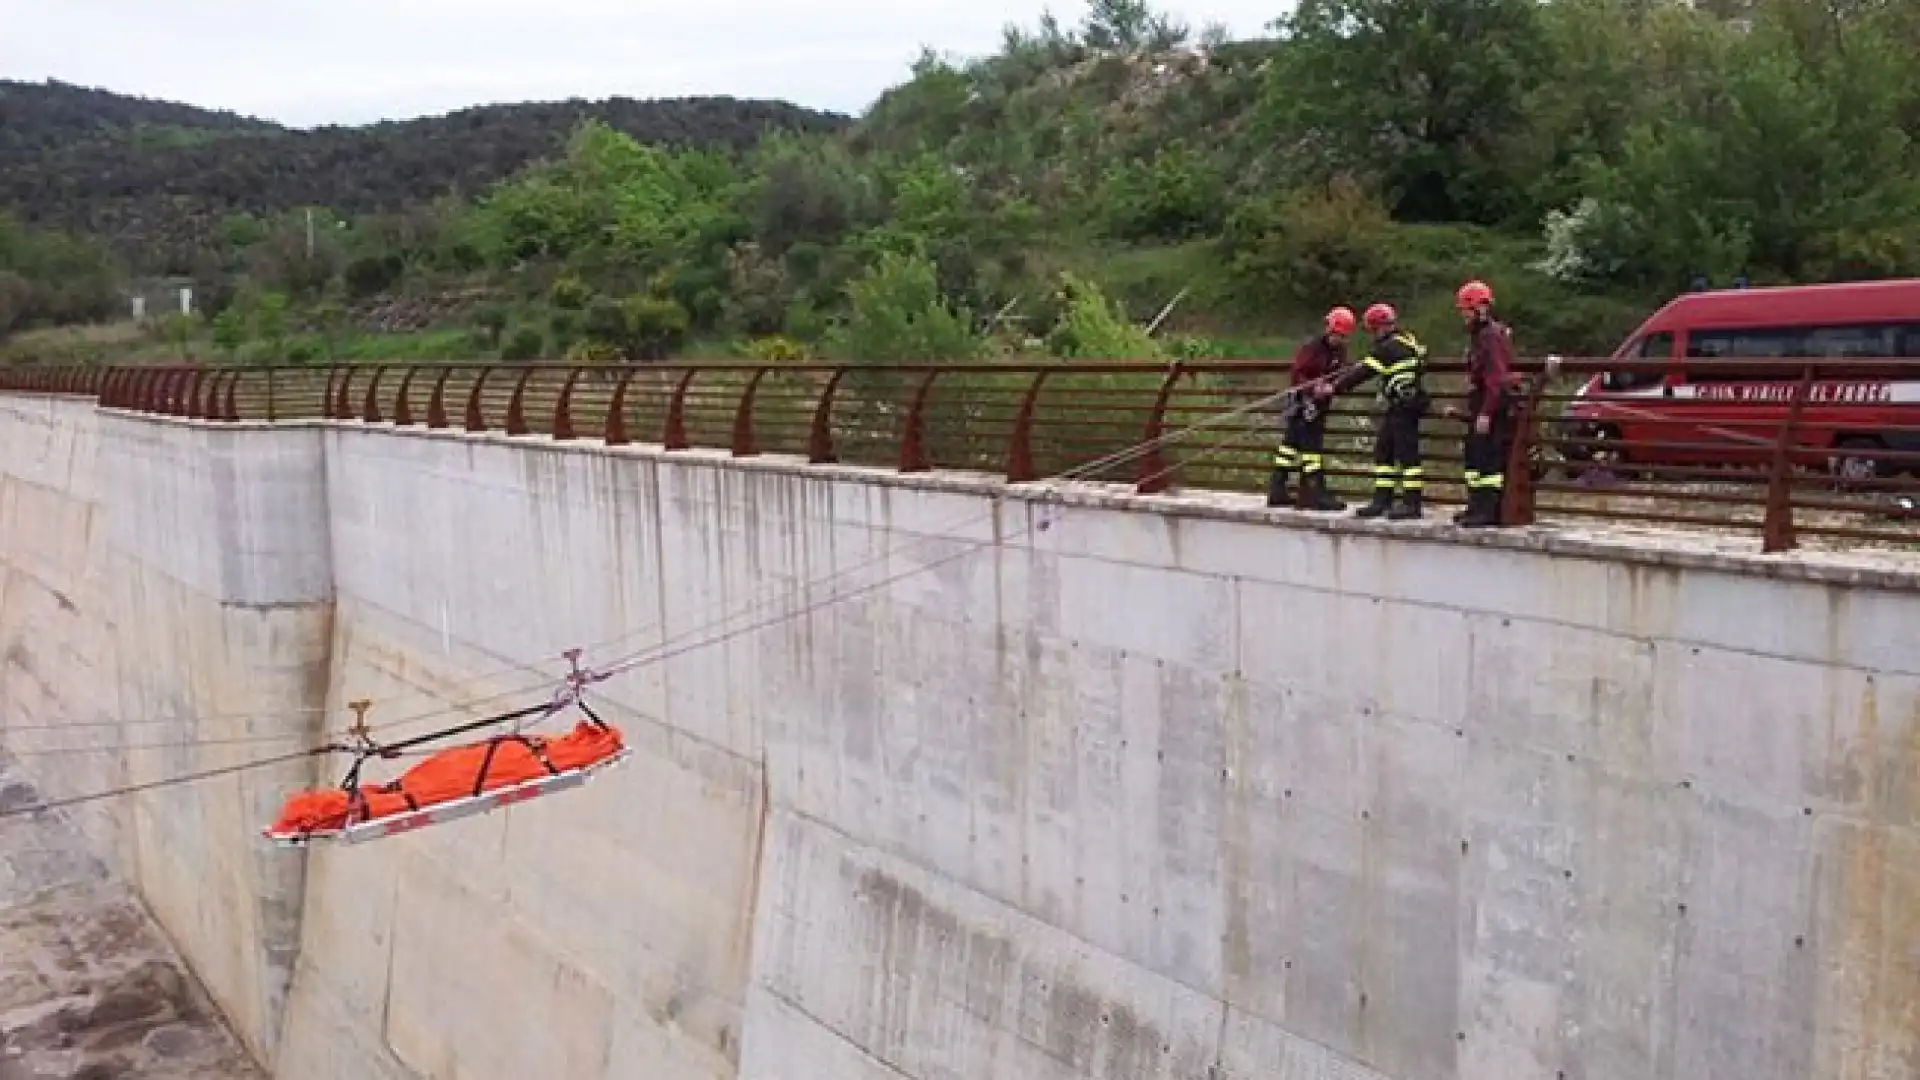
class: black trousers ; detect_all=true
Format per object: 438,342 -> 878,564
1370,407 -> 1424,492
1273,406 -> 1329,475
1463,397 -> 1517,495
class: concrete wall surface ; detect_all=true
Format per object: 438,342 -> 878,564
0,396 -> 333,1065
1,396 -> 1915,1080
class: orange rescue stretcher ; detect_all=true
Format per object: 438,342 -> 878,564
263,697 -> 630,847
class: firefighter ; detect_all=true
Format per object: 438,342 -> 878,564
1331,302 -> 1428,520
1452,279 -> 1519,528
1267,306 -> 1354,511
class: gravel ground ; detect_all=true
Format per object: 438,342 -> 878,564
0,767 -> 263,1080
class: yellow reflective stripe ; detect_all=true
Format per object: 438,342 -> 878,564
1301,453 -> 1324,473
1274,446 -> 1300,464
1363,356 -> 1389,375
1467,474 -> 1506,488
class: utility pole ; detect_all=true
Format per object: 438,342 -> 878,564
305,207 -> 315,260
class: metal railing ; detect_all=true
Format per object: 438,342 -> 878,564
5,357 -> 1918,554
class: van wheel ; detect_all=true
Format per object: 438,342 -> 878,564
1830,436 -> 1887,485
1564,424 -> 1634,482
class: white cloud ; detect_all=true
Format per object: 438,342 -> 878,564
0,0 -> 1291,127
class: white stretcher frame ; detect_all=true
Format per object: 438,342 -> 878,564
262,747 -> 633,847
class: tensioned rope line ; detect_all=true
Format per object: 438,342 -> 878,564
574,383 -> 1299,685
0,383 -> 1296,811
232,379 -> 1298,751
356,379 -> 1297,726
3,384 -> 1295,770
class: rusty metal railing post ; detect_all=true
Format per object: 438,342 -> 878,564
1500,376 -> 1550,527
1006,369 -> 1050,482
363,366 -> 388,422
266,366 -> 278,422
807,368 -> 847,463
188,369 -> 210,419
898,370 -> 942,473
505,367 -> 534,435
165,367 -> 190,415
732,367 -> 769,457
427,367 -> 453,429
221,371 -> 240,421
663,369 -> 697,450
1135,360 -> 1186,494
553,368 -> 586,440
332,367 -> 356,420
394,367 -> 419,426
1760,366 -> 1816,553
605,369 -> 639,445
466,367 -> 493,431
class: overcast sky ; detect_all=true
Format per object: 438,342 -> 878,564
3,0 -> 1290,127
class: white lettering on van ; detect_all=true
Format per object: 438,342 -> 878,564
1692,382 -> 1893,404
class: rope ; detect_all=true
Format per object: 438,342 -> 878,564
0,383 -> 1293,820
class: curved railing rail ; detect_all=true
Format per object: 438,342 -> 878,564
4,357 -> 1918,554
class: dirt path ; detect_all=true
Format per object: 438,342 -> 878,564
0,766 -> 264,1080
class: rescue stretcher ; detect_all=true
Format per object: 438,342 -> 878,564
263,743 -> 631,846
262,655 -> 630,847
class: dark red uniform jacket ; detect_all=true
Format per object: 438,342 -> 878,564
1466,320 -> 1516,420
1291,335 -> 1346,389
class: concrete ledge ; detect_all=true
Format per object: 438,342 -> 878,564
92,407 -> 1920,593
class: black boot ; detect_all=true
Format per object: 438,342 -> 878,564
1387,489 -> 1423,520
1354,488 -> 1393,519
1265,468 -> 1293,508
1300,472 -> 1346,512
1458,488 -> 1502,528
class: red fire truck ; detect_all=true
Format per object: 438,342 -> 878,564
1555,279 -> 1920,481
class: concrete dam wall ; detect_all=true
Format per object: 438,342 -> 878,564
0,392 -> 1914,1080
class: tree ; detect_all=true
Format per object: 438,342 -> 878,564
1562,16 -> 1920,286
1081,0 -> 1189,51
252,292 -> 290,362
1261,0 -> 1548,224
210,308 -> 246,359
828,252 -> 981,363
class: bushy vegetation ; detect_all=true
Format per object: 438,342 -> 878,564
4,0 -> 1919,366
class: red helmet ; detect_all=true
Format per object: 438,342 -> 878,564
1456,279 -> 1494,311
1362,303 -> 1396,331
1324,306 -> 1356,335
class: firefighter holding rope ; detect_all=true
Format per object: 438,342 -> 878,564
1267,306 -> 1355,511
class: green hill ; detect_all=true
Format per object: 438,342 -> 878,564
0,79 -> 849,274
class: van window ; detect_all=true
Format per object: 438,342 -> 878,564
1602,332 -> 1670,391
1686,322 -> 1920,360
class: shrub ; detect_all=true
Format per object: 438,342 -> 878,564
1044,272 -> 1159,359
501,326 -> 544,361
343,254 -> 404,298
742,334 -> 811,362
624,295 -> 691,360
827,252 -> 981,363
1221,179 -> 1396,313
549,275 -> 592,310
